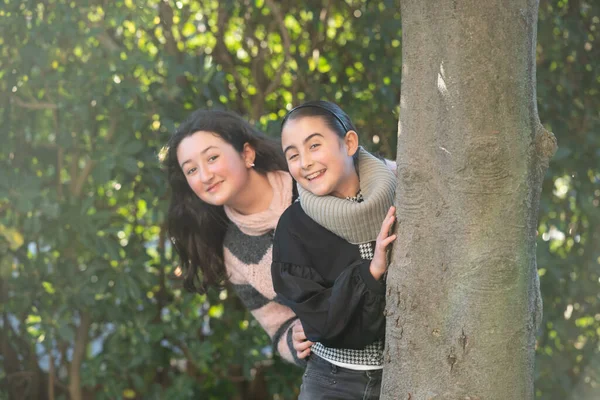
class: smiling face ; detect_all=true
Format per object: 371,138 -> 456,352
281,116 -> 359,198
177,131 -> 253,206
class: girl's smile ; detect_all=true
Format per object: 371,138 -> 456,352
305,169 -> 326,181
206,181 -> 223,193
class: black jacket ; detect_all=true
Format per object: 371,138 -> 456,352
271,201 -> 386,350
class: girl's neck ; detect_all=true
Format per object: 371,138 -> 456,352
331,168 -> 360,199
227,170 -> 274,215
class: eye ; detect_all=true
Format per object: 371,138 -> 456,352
208,155 -> 219,163
186,167 -> 197,176
288,154 -> 298,161
309,143 -> 320,150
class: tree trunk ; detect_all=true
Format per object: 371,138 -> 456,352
382,0 -> 556,398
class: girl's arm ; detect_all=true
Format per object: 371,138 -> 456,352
272,258 -> 385,349
271,216 -> 386,349
224,249 -> 305,366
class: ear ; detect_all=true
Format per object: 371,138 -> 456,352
242,142 -> 256,168
344,130 -> 359,157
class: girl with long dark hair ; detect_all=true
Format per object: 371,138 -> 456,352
164,109 -> 310,364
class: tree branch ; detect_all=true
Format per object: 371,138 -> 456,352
71,158 -> 96,198
177,340 -> 201,380
48,351 -> 55,400
58,341 -> 69,377
57,147 -> 64,200
1,312 -> 22,376
159,0 -> 183,62
70,117 -> 117,198
11,96 -> 58,110
53,109 -> 64,201
264,0 -> 293,96
68,311 -> 92,400
81,7 -> 122,54
96,31 -> 121,53
311,0 -> 332,55
213,3 -> 246,101
69,150 -> 80,195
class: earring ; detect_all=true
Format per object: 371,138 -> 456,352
248,163 -> 255,168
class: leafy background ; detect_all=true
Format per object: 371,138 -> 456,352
0,0 -> 598,399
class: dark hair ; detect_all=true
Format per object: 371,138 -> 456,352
281,100 -> 359,161
164,109 -> 287,293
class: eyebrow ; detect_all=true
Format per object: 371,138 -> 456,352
180,145 -> 218,168
283,133 -> 324,155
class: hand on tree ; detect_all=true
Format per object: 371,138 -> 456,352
370,206 -> 397,280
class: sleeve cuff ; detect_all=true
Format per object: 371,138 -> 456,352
358,260 -> 386,295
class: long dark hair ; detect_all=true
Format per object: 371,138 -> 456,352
281,100 -> 359,162
164,110 -> 287,293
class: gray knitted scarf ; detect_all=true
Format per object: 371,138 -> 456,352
298,147 -> 396,244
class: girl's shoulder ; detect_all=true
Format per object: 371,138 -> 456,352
276,201 -> 331,242
274,201 -> 354,267
277,201 -> 309,234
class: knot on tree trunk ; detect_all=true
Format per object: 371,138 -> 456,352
534,127 -> 558,165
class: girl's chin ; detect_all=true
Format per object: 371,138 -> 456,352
302,183 -> 332,197
199,192 -> 230,207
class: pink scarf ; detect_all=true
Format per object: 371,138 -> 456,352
223,170 -> 293,236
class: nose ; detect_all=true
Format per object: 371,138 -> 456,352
300,153 -> 314,170
198,165 -> 214,183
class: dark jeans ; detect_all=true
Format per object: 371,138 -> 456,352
298,354 -> 382,400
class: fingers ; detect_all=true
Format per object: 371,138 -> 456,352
293,330 -> 307,341
374,206 -> 397,258
370,207 -> 397,280
297,347 -> 311,359
386,206 -> 396,218
375,206 -> 396,251
292,321 -> 313,354
294,339 -> 313,352
378,206 -> 396,241
292,326 -> 307,342
380,234 -> 397,247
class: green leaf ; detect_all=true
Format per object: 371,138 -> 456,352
42,281 -> 56,295
121,141 -> 144,155
26,314 -> 41,325
122,157 -> 139,174
92,162 -> 114,184
0,224 -> 24,250
57,323 -> 74,342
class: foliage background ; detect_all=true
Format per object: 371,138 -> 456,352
0,0 -> 598,399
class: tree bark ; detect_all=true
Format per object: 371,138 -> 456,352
382,0 -> 556,399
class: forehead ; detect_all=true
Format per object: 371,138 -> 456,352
281,116 -> 338,145
176,131 -> 229,159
